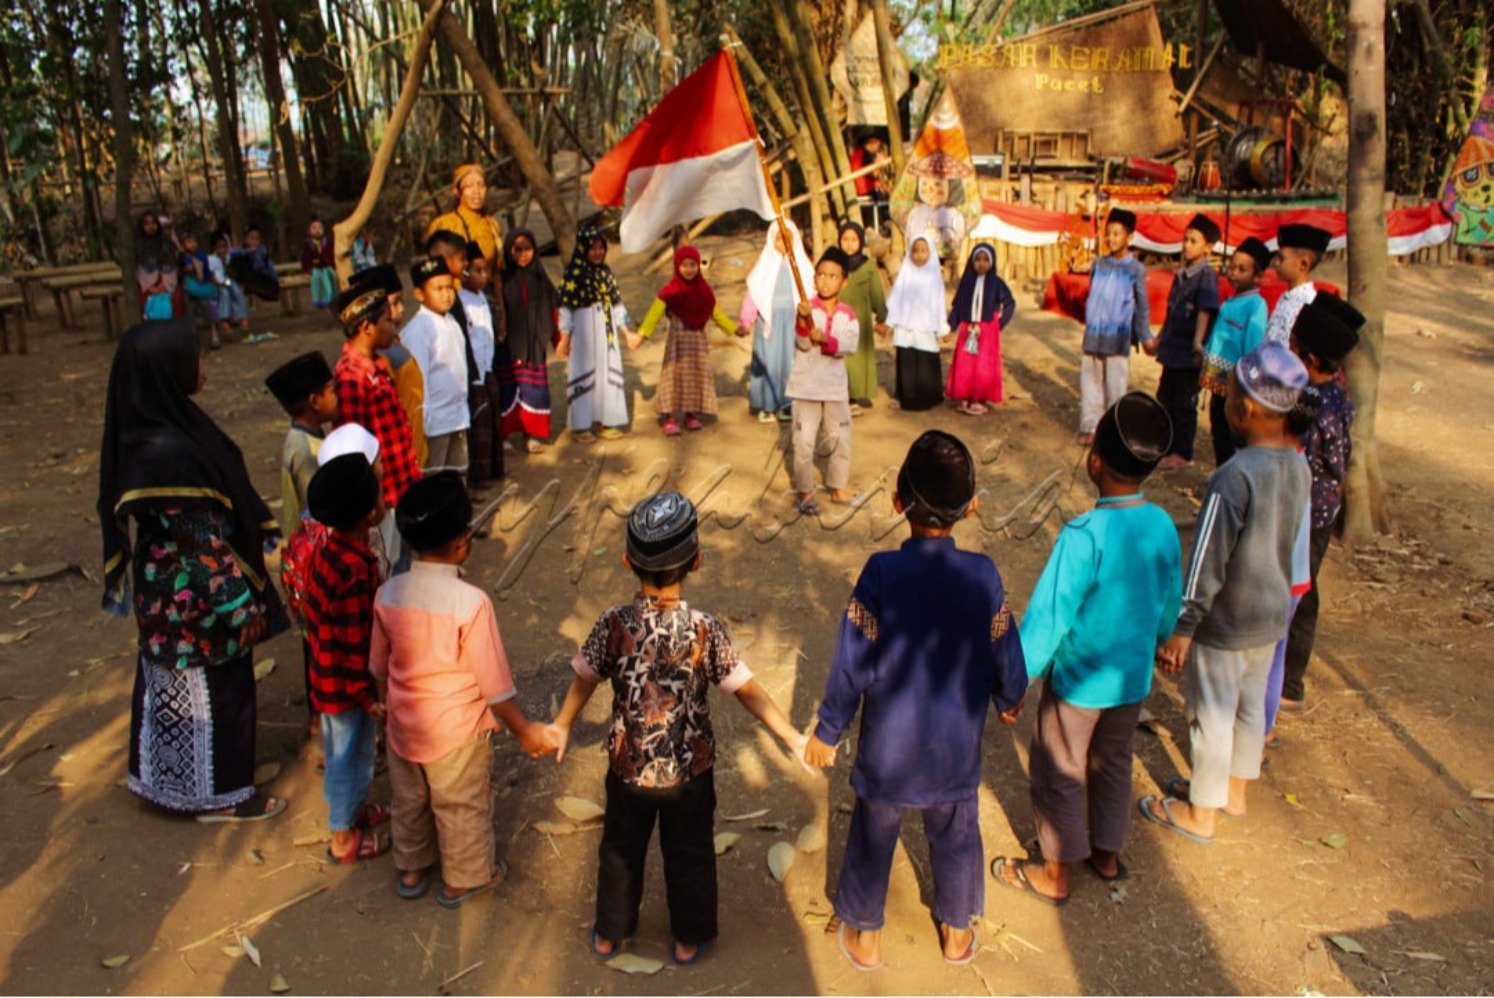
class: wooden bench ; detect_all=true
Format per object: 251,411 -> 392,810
79,285 -> 126,341
16,263 -> 119,319
43,272 -> 129,331
279,273 -> 313,316
0,295 -> 26,354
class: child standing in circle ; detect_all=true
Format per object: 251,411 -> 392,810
885,233 -> 949,412
945,244 -> 1015,416
637,246 -> 737,436
738,220 -> 817,423
558,226 -> 637,442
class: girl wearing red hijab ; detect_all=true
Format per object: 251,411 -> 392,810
636,246 -> 739,436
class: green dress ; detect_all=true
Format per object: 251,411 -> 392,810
841,261 -> 887,403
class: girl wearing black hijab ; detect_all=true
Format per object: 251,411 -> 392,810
497,228 -> 560,450
99,319 -> 290,820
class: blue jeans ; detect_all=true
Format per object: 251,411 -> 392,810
321,709 -> 376,831
834,794 -> 984,932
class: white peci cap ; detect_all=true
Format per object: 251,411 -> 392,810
318,423 -> 380,467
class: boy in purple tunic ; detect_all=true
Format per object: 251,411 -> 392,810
806,430 -> 1028,971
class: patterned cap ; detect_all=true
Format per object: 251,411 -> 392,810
1236,342 -> 1308,414
264,350 -> 331,406
307,453 -> 380,531
1095,392 -> 1172,479
318,423 -> 380,467
409,256 -> 449,289
626,492 -> 699,572
334,286 -> 386,329
1186,213 -> 1221,246
396,470 -> 472,553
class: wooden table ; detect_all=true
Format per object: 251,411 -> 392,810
43,272 -> 126,331
0,295 -> 26,354
79,285 -> 126,341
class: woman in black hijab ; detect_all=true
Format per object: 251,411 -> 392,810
99,318 -> 290,820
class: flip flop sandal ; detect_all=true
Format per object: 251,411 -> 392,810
684,415 -> 704,431
830,493 -> 865,508
1161,778 -> 1243,817
662,419 -> 682,437
835,922 -> 883,972
598,427 -> 626,440
756,410 -> 777,424
940,925 -> 979,966
326,827 -> 390,865
355,802 -> 392,828
796,498 -> 821,515
1138,795 -> 1214,844
672,939 -> 713,966
436,859 -> 508,909
1084,856 -> 1130,883
990,855 -> 1071,906
396,869 -> 432,900
588,924 -> 626,961
195,791 -> 287,824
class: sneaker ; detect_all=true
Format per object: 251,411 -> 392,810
756,410 -> 777,424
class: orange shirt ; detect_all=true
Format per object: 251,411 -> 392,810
370,561 -> 515,763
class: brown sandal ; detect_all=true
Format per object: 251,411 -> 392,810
327,827 -> 390,864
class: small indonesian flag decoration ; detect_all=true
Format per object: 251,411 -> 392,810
589,52 -> 776,253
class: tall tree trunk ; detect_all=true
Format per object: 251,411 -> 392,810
868,0 -> 905,174
106,0 -> 139,325
333,0 -> 442,282
254,0 -> 309,224
1342,0 -> 1390,542
415,0 -> 576,257
767,1 -> 848,220
653,0 -> 678,89
784,0 -> 854,211
196,0 -> 247,237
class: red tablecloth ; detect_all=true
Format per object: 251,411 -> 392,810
1042,270 -> 1341,328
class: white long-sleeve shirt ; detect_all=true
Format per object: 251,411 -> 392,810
400,306 -> 470,437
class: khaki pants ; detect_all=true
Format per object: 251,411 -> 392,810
791,399 -> 852,494
425,430 -> 469,477
387,734 -> 496,890
1078,354 -> 1130,433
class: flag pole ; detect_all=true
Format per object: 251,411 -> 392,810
722,45 -> 811,304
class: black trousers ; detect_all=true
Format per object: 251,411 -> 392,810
1282,524 -> 1333,702
596,770 -> 718,945
1157,366 -> 1201,460
1209,393 -> 1237,467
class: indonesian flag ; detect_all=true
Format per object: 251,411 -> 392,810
590,52 -> 775,253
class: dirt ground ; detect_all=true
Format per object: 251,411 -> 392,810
0,240 -> 1490,996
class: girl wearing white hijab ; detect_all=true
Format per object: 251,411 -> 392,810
886,233 -> 950,411
737,219 -> 817,423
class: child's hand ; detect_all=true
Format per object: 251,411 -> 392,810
515,721 -> 557,759
875,322 -> 890,338
998,699 -> 1025,725
543,722 -> 571,763
1141,338 -> 1159,357
795,301 -> 812,321
808,324 -> 826,345
555,334 -> 571,359
1156,634 -> 1192,674
366,700 -> 388,723
803,734 -> 838,768
624,330 -> 643,351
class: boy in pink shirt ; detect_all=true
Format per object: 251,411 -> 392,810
371,470 -> 556,907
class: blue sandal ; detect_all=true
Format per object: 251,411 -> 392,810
396,869 -> 431,900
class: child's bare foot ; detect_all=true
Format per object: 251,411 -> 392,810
589,926 -> 618,958
672,939 -> 711,965
1086,848 -> 1126,881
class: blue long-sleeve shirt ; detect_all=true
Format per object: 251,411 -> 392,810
1083,253 -> 1151,356
814,536 -> 1028,807
1019,496 -> 1182,709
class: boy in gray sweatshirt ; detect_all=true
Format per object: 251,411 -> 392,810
1139,342 -> 1310,844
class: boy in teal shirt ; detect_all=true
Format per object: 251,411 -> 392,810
993,392 -> 1180,904
1200,237 -> 1271,465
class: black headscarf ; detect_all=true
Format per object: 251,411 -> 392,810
559,224 -> 623,342
838,220 -> 868,273
98,319 -> 280,611
133,213 -> 177,277
501,228 -> 559,365
948,244 -> 1010,326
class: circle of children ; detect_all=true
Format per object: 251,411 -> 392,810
104,160 -> 1363,969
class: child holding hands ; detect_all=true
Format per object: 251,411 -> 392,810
547,492 -> 806,965
637,245 -> 737,436
787,248 -> 861,514
806,431 -> 1028,971
558,225 -> 637,442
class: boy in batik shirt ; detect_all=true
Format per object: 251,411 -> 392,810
548,492 -> 805,966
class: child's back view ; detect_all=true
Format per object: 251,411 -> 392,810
807,431 -> 1028,970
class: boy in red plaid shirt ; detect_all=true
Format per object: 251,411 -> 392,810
305,453 -> 392,863
334,285 -> 421,570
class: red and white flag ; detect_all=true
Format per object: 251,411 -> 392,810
590,52 -> 775,253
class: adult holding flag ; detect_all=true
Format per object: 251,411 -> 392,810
589,51 -> 784,258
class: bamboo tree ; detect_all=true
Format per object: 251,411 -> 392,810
106,0 -> 137,324
254,0 -> 310,226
